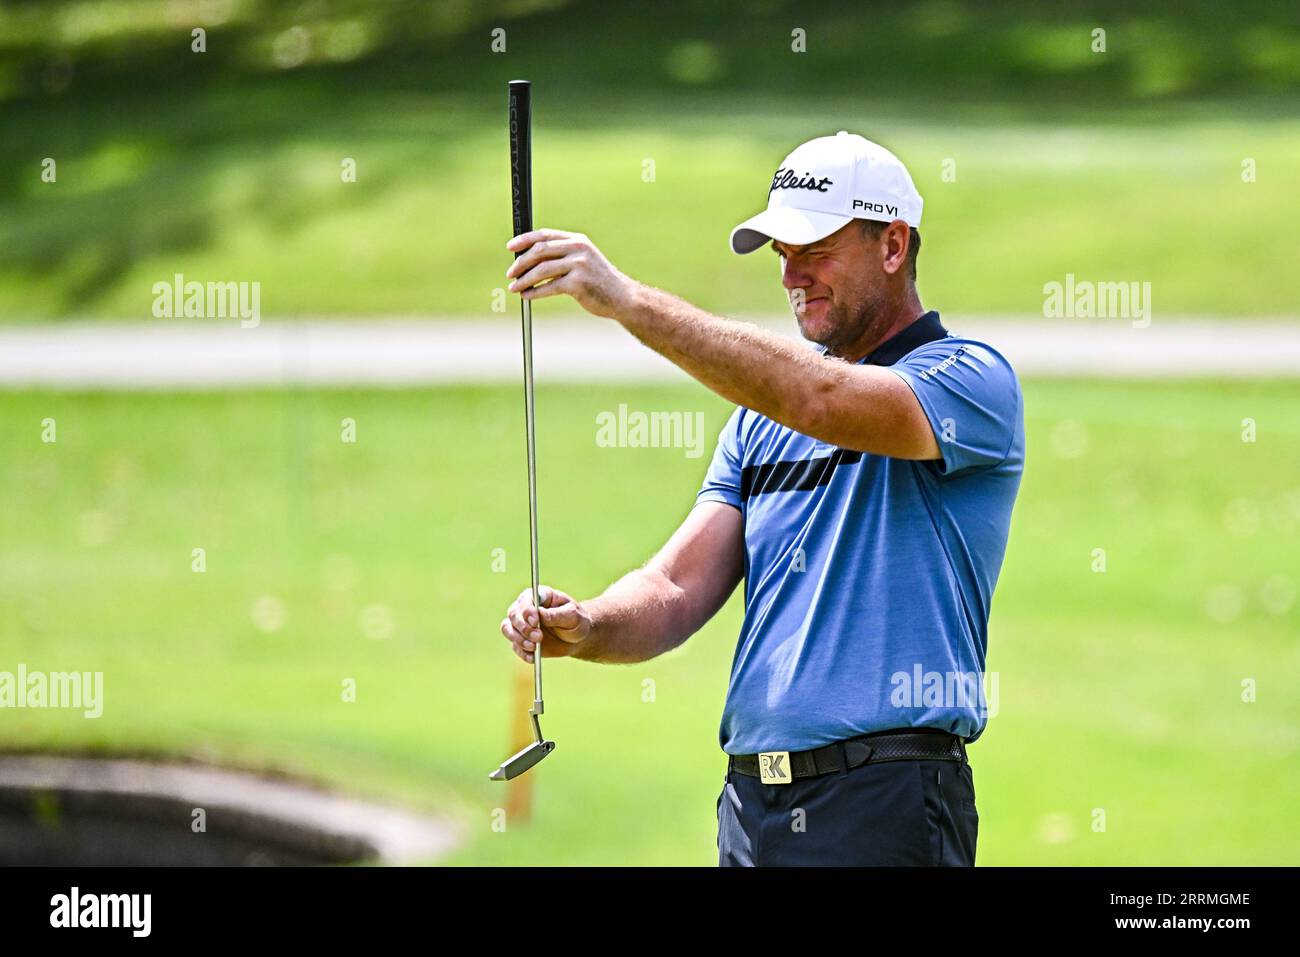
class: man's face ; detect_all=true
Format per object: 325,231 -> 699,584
772,219 -> 890,356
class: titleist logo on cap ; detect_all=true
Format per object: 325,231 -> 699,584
769,168 -> 833,195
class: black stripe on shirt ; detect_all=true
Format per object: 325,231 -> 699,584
740,448 -> 863,498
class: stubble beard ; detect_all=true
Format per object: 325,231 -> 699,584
798,287 -> 890,360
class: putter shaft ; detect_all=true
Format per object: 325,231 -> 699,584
521,295 -> 544,728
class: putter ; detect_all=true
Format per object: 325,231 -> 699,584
490,79 -> 556,782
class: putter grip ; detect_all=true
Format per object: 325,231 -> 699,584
509,80 -> 533,239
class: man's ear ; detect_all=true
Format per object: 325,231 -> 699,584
880,220 -> 910,276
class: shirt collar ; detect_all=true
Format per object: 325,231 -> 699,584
814,310 -> 948,366
861,310 -> 948,366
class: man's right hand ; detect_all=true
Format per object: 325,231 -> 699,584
501,585 -> 592,663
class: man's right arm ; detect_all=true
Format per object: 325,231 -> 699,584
501,501 -> 744,664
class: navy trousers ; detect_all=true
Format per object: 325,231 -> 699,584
717,755 -> 979,866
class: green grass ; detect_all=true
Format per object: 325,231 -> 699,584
4,2 -> 1300,320
2,379 -> 1298,865
3,81 -> 1299,320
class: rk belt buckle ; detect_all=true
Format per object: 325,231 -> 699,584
758,751 -> 792,785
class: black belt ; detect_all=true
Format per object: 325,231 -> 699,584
728,728 -> 967,783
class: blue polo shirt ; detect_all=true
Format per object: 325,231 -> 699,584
696,311 -> 1024,755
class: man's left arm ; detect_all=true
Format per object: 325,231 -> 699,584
504,229 -> 940,460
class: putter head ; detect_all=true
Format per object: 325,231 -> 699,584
488,739 -> 556,781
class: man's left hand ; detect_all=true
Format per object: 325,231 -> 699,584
505,229 -> 637,319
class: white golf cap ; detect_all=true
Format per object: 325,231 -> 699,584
729,131 -> 923,254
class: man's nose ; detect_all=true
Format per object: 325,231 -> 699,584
781,257 -> 813,292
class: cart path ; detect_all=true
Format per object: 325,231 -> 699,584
1,316 -> 1296,388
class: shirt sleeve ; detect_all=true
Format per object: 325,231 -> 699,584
888,340 -> 1021,476
696,406 -> 745,508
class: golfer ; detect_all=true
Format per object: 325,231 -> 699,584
499,131 -> 1024,866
